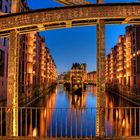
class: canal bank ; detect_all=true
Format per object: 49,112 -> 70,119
19,84 -> 57,107
106,89 -> 140,106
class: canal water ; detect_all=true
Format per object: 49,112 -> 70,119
28,85 -> 139,137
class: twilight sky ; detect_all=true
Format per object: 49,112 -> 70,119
27,0 -> 138,74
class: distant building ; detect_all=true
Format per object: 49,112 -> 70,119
87,71 -> 96,85
58,72 -> 69,84
69,63 -> 87,90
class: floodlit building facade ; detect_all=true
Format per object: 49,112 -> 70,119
105,25 -> 140,95
0,0 -> 58,104
86,71 -> 96,85
0,0 -> 11,103
69,63 -> 87,90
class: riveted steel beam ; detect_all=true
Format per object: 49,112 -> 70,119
96,0 -> 105,137
96,19 -> 105,137
1,3 -> 140,38
6,0 -> 20,137
6,30 -> 19,137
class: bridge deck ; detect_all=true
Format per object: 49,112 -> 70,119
0,3 -> 140,37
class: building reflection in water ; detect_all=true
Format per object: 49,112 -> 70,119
26,86 -> 139,138
105,92 -> 139,137
86,85 -> 96,95
62,86 -> 96,137
43,89 -> 56,137
68,90 -> 86,110
28,88 -> 57,137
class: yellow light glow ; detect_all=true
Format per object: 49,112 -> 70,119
116,110 -> 118,119
122,118 -> 126,128
44,109 -> 46,118
33,128 -> 38,137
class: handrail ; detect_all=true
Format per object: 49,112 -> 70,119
0,107 -> 139,138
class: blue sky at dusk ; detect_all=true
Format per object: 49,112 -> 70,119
27,0 -> 138,74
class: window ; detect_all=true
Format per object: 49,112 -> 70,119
133,38 -> 135,45
0,0 -> 2,10
134,66 -> 136,75
133,59 -> 136,66
133,31 -> 135,38
3,38 -> 6,46
0,50 -> 2,61
5,5 -> 8,13
124,77 -> 126,85
134,76 -> 136,85
128,76 -> 130,87
133,45 -> 136,52
0,50 -> 5,77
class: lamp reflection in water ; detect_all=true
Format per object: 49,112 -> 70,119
116,110 -> 118,119
125,114 -> 130,136
38,89 -> 57,137
40,109 -> 45,137
33,128 -> 38,137
105,93 -> 133,137
122,118 -> 126,128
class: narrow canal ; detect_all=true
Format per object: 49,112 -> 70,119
27,85 -> 139,138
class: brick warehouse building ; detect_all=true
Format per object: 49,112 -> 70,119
0,0 -> 58,105
105,25 -> 140,95
0,0 -> 11,103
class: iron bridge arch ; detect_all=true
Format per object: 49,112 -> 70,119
1,2 -> 140,138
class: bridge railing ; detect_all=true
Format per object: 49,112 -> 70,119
0,107 -> 140,138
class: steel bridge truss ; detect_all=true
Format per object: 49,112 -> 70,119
0,3 -> 140,38
1,0 -> 140,138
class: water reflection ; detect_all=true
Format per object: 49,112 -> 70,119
68,91 -> 86,109
105,92 -> 139,137
25,88 -> 57,137
24,85 -> 139,138
86,85 -> 96,95
29,85 -> 96,137
41,89 -> 57,137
